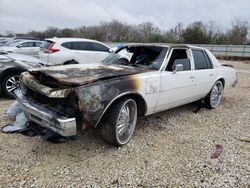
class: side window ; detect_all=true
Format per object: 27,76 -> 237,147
72,42 -> 93,51
203,51 -> 213,69
92,43 -> 109,52
19,42 -> 34,47
192,49 -> 212,70
166,49 -> 190,71
35,42 -> 42,47
62,42 -> 73,49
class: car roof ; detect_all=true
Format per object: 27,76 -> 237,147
44,38 -> 110,48
45,37 -> 103,43
122,43 -> 207,50
18,40 -> 43,43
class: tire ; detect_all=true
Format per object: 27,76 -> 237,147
64,60 -> 78,65
205,80 -> 224,109
2,72 -> 21,98
100,98 -> 138,146
119,58 -> 129,64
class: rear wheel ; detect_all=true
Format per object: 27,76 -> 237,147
205,80 -> 224,109
100,98 -> 137,146
2,73 -> 21,98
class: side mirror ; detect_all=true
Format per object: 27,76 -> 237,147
173,64 -> 183,74
17,44 -> 22,48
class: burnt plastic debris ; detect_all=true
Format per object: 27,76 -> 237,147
211,144 -> 223,159
5,101 -> 22,120
2,112 -> 28,133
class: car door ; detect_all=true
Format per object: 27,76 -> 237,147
190,49 -> 218,98
15,42 -> 39,56
91,42 -> 110,63
32,42 -> 43,57
71,42 -> 95,64
154,48 -> 197,112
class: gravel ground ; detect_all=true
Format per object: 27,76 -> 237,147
0,61 -> 249,187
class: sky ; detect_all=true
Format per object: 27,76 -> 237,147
0,0 -> 249,35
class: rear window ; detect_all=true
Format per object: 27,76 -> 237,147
41,40 -> 53,49
192,49 -> 212,70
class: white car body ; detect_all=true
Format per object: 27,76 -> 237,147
39,38 -> 111,66
0,40 -> 43,58
15,44 -> 237,146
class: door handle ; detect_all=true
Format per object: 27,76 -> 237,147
190,76 -> 195,79
209,74 -> 214,76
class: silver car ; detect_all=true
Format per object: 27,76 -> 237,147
0,51 -> 43,98
0,40 -> 43,58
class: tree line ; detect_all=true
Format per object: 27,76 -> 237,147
7,19 -> 250,44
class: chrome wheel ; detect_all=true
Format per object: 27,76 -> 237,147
5,75 -> 20,93
210,81 -> 223,108
116,99 -> 137,145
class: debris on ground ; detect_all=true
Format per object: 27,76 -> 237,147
210,144 -> 223,159
0,60 -> 249,187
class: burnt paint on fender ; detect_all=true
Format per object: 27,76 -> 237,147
75,75 -> 141,129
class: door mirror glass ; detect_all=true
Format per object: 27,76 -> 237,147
173,64 -> 183,74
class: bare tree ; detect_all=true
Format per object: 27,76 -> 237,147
227,18 -> 248,44
13,18 -> 250,44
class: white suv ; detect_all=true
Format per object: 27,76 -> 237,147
39,38 -> 111,66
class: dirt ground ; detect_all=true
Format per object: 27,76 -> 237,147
0,61 -> 249,187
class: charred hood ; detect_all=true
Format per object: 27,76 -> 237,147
29,63 -> 146,86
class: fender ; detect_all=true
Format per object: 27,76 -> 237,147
74,75 -> 143,129
94,91 -> 147,128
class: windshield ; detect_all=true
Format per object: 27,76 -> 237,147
102,46 -> 168,70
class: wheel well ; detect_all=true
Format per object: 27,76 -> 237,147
64,60 -> 78,65
218,78 -> 225,87
0,68 -> 23,83
96,93 -> 147,128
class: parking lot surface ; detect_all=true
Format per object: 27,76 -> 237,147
0,61 -> 249,187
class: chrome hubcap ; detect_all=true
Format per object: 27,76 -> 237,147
6,76 -> 20,93
116,100 -> 137,144
210,82 -> 223,108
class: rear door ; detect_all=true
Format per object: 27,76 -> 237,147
32,42 -> 43,57
191,49 -> 217,98
71,42 -> 95,63
15,42 -> 37,56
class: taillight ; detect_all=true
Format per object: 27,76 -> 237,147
43,42 -> 59,54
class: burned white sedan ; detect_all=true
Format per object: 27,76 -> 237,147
15,44 -> 237,146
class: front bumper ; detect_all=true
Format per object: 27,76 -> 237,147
14,89 -> 77,137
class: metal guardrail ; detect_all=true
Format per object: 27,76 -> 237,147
193,44 -> 250,58
107,43 -> 250,58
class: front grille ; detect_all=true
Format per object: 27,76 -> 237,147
25,87 -> 76,118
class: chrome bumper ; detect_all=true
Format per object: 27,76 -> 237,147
14,89 -> 77,137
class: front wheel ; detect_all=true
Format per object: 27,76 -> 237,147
2,73 -> 21,98
205,80 -> 224,109
100,98 -> 138,146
